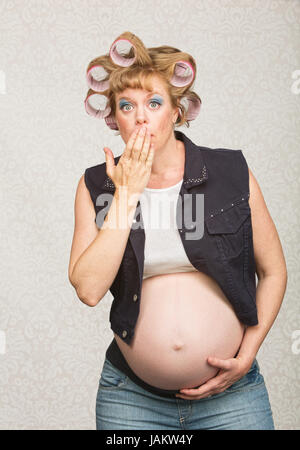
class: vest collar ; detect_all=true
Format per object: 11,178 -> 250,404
175,130 -> 208,190
100,130 -> 208,192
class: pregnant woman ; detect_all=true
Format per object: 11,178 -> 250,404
68,32 -> 287,430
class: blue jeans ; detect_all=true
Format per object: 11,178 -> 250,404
95,357 -> 275,430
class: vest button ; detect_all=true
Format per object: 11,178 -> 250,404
133,294 -> 138,301
122,330 -> 127,338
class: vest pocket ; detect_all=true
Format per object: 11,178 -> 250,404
205,198 -> 256,314
205,200 -> 251,260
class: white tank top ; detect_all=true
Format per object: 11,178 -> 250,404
139,179 -> 198,280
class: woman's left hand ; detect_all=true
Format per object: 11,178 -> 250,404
175,355 -> 253,400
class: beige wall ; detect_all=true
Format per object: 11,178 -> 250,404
0,0 -> 299,430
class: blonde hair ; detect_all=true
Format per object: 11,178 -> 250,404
85,31 -> 201,131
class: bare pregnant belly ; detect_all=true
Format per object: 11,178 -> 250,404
114,271 -> 245,390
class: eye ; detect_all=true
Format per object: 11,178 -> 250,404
120,103 -> 133,111
119,99 -> 161,112
149,100 -> 161,109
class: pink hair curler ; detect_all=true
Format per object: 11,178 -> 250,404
109,38 -> 137,67
104,113 -> 119,130
86,65 -> 110,92
84,92 -> 111,119
180,94 -> 201,121
170,61 -> 195,87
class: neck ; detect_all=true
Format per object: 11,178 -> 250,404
150,131 -> 184,178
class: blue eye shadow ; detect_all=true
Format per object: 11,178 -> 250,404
119,100 -> 130,108
151,95 -> 163,104
118,95 -> 163,109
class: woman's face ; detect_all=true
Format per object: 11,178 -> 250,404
114,76 -> 179,149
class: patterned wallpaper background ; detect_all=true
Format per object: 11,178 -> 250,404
0,0 -> 299,430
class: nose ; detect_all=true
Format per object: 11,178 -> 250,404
135,121 -> 149,134
136,120 -> 148,127
135,106 -> 149,127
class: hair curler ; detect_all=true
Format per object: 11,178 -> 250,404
84,90 -> 111,119
86,65 -> 110,92
104,114 -> 119,130
179,93 -> 201,121
109,38 -> 137,67
84,32 -> 201,127
171,61 -> 195,87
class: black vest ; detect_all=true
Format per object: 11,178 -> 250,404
84,130 -> 258,345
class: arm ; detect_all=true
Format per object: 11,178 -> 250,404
69,125 -> 155,307
236,168 -> 288,365
68,175 -> 138,307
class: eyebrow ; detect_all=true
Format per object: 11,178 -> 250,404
118,92 -> 163,101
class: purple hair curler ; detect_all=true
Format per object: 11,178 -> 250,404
84,92 -> 111,119
86,65 -> 110,92
170,61 -> 195,87
109,38 -> 137,67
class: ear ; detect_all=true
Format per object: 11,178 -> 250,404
173,105 -> 180,123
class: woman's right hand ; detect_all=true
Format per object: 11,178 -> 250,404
103,124 -> 155,196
